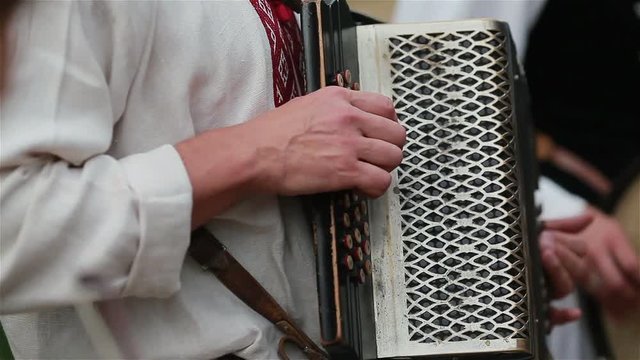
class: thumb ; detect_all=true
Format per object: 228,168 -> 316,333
549,306 -> 582,328
543,212 -> 594,233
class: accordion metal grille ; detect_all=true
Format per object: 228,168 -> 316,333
388,30 -> 530,344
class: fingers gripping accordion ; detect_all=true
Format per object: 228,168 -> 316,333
302,1 -> 546,359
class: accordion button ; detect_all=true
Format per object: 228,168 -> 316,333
353,228 -> 362,244
363,222 -> 370,237
354,207 -> 362,222
360,202 -> 368,217
343,193 -> 351,209
343,255 -> 354,271
342,235 -> 354,250
363,259 -> 372,275
344,69 -> 352,86
351,82 -> 360,91
342,213 -> 351,228
334,73 -> 345,87
353,247 -> 364,262
362,240 -> 371,256
356,268 -> 366,284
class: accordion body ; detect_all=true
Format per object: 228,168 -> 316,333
302,1 -> 545,359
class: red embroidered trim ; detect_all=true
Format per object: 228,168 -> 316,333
271,0 -> 295,22
249,0 -> 304,108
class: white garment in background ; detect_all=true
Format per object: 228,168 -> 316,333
536,181 -> 596,360
393,2 -> 596,360
393,0 -> 546,58
537,176 -> 587,220
0,1 -> 318,359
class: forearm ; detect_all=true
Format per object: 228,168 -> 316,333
0,146 -> 192,313
176,123 -> 267,229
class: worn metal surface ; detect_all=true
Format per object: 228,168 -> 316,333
358,19 -> 535,358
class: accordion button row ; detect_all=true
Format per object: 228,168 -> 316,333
337,192 -> 372,284
330,69 -> 360,91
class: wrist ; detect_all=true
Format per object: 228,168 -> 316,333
175,124 -> 267,228
238,117 -> 287,195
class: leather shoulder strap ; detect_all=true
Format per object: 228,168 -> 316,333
189,228 -> 328,360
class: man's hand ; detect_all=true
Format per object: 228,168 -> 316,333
544,208 -> 640,318
247,86 -> 406,198
178,86 -> 406,228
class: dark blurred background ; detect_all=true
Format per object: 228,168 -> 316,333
526,0 -> 640,206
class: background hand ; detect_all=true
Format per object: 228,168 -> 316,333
545,208 -> 640,318
539,214 -> 593,327
540,214 -> 592,298
581,207 -> 640,318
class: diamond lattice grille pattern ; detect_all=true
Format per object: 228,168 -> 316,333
388,30 -> 529,344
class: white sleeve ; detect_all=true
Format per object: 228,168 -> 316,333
535,176 -> 587,220
0,2 -> 192,313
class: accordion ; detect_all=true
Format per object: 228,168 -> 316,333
302,1 -> 547,359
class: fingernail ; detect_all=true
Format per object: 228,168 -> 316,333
539,231 -> 555,249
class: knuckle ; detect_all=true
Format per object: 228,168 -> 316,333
323,85 -> 349,98
337,134 -> 358,152
335,107 -> 359,126
573,242 -> 587,256
334,147 -> 357,171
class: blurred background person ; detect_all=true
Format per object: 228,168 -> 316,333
527,0 -> 640,206
525,2 -> 640,359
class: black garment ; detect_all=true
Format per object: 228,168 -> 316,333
525,0 -> 640,204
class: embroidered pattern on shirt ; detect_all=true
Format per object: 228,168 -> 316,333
250,0 -> 304,107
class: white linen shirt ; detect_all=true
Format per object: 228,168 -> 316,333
0,1 -> 319,359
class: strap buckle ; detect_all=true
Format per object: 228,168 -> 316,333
276,321 -> 329,360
